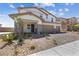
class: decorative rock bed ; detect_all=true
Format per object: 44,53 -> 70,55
0,32 -> 79,56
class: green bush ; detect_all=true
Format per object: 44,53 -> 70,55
73,24 -> 79,31
0,33 -> 16,42
73,24 -> 79,28
41,32 -> 49,37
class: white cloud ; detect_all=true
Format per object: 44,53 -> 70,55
34,3 -> 55,8
58,8 -> 69,13
20,5 -> 24,7
59,13 -> 64,16
59,9 -> 63,12
65,8 -> 69,12
9,4 -> 15,8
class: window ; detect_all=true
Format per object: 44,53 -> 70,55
46,15 -> 48,19
27,24 -> 30,29
51,18 -> 53,22
40,14 -> 43,18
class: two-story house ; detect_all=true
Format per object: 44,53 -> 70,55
9,7 -> 62,34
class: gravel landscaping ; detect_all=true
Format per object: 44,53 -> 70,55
0,32 -> 79,56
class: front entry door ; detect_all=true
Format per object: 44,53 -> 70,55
31,24 -> 35,32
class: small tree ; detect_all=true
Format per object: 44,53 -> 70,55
73,24 -> 79,31
15,17 -> 24,46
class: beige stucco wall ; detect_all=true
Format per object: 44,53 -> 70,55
21,22 -> 62,33
18,14 -> 42,24
18,8 -> 47,21
18,14 -> 43,33
41,23 -> 62,33
18,8 -> 57,23
42,25 -> 54,33
53,23 -> 62,32
37,23 -> 62,33
15,14 -> 42,24
23,23 -> 31,33
13,14 -> 61,33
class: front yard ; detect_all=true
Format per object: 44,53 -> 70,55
0,32 -> 79,56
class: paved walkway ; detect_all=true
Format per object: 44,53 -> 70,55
30,40 -> 79,56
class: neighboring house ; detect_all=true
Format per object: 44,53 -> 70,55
56,17 -> 66,23
57,17 -> 67,31
67,17 -> 77,25
9,7 -> 62,34
61,17 -> 78,31
0,25 -> 14,32
66,17 -> 77,31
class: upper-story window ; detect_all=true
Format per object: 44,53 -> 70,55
40,15 -> 42,18
46,14 -> 48,19
51,18 -> 53,22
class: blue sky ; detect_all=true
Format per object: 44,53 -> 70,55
0,3 -> 79,27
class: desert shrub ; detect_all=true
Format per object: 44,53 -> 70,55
0,33 -> 16,42
17,39 -> 24,46
53,40 -> 58,45
23,33 -> 32,39
41,32 -> 49,37
30,45 -> 36,50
